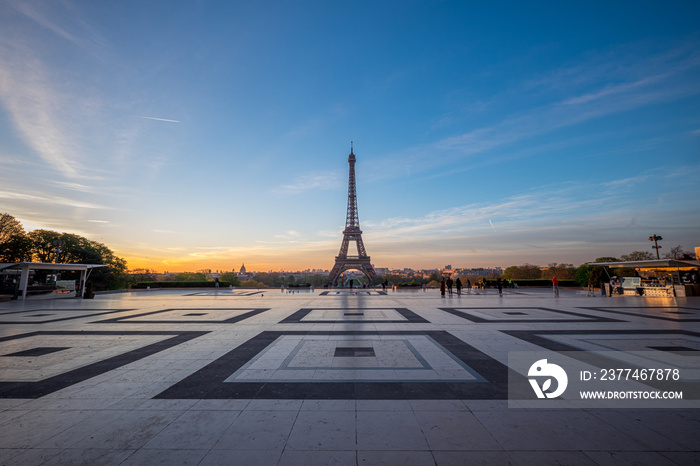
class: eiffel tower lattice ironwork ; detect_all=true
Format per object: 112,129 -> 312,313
328,143 -> 377,285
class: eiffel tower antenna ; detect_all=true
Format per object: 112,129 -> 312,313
328,143 -> 377,286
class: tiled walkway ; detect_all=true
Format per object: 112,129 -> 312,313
0,288 -> 698,465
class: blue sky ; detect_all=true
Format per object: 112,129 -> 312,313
1,1 -> 699,272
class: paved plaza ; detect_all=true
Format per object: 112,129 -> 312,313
0,288 -> 698,465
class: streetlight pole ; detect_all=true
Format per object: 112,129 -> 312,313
649,234 -> 663,259
53,239 -> 65,263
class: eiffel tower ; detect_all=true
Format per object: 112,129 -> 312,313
328,143 -> 377,286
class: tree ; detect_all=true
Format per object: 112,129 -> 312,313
594,257 -> 619,263
620,251 -> 654,261
218,272 -> 241,286
0,213 -> 25,243
240,278 -> 267,288
27,230 -> 62,262
542,263 -> 575,280
305,274 -> 328,287
0,214 -> 32,262
30,230 -> 129,289
173,272 -> 207,281
252,272 -> 283,287
501,264 -> 541,280
127,268 -> 156,284
663,245 -> 694,260
0,234 -> 32,262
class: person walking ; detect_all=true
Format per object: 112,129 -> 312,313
497,277 -> 503,297
446,276 -> 453,295
466,278 -> 471,294
455,277 -> 462,296
552,275 -> 559,297
440,277 -> 446,297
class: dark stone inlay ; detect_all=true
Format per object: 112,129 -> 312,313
184,313 -> 207,316
439,307 -> 623,323
185,291 -> 265,296
155,330 -> 518,400
94,308 -> 269,324
648,345 -> 699,355
502,329 -> 700,398
344,312 -> 364,316
3,347 -> 69,357
0,330 -> 208,398
280,308 -> 429,324
319,291 -> 388,296
579,306 -> 700,322
334,347 -> 375,357
504,312 -> 527,315
0,309 -> 135,325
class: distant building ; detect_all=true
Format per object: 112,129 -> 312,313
239,263 -> 247,275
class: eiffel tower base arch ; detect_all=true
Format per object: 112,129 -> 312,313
328,257 -> 377,285
328,257 -> 377,287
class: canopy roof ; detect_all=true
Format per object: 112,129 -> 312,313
0,262 -> 108,271
587,259 -> 700,269
0,262 -> 109,300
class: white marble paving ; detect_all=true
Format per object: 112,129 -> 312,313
0,289 -> 698,464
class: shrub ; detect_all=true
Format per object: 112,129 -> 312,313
240,279 -> 268,288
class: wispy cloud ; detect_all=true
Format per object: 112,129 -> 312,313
363,179 -> 641,244
602,175 -> 650,189
275,172 -> 342,195
0,49 -> 81,177
6,0 -> 86,49
0,189 -> 105,210
274,230 -> 303,240
137,116 -> 180,123
0,2 -> 114,179
371,40 -> 700,180
51,181 -> 98,193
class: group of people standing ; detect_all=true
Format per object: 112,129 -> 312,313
439,276 -> 514,297
439,276 -> 459,296
439,276 -> 477,297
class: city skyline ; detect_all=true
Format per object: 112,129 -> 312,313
1,2 -> 699,273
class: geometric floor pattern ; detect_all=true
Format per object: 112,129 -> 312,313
437,306 -> 623,323
155,329 -> 512,399
0,289 -> 698,464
